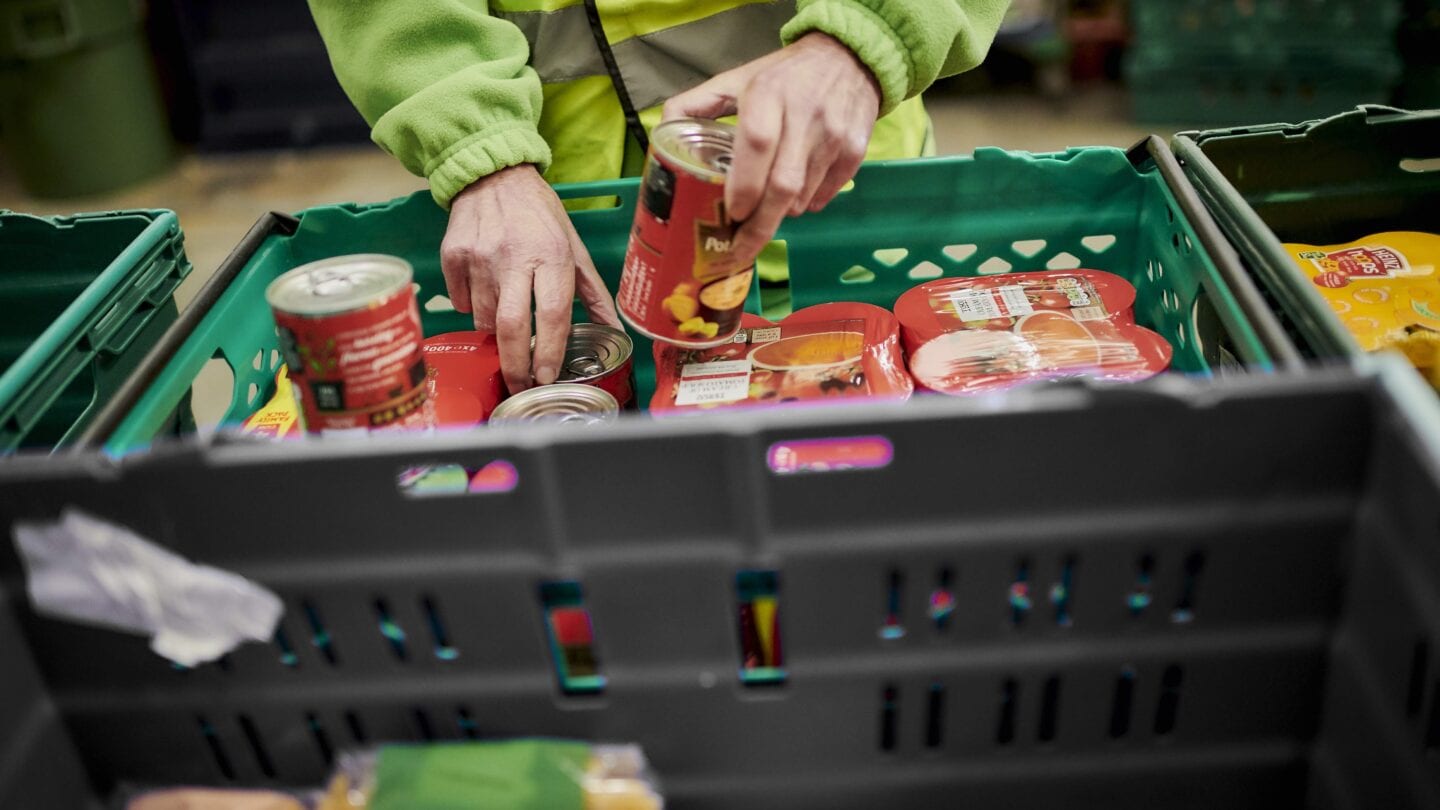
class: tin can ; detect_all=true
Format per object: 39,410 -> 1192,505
422,331 -> 505,428
266,254 -> 429,435
535,323 -> 637,410
489,383 -> 619,426
617,118 -> 754,348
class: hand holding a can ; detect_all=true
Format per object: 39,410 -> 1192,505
442,164 -> 622,393
661,32 -> 882,270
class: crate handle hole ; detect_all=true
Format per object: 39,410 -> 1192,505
929,566 -> 956,631
880,684 -> 899,751
881,568 -> 906,640
541,581 -> 607,695
977,257 -> 1013,276
1171,550 -> 1205,624
302,599 -> 339,666
1127,554 -> 1155,617
766,435 -> 893,475
1081,234 -> 1117,254
238,714 -> 277,779
839,265 -> 876,285
413,708 -> 436,741
925,683 -> 945,748
737,570 -> 786,686
1401,158 -> 1440,174
907,260 -> 943,280
423,595 -> 460,661
273,625 -> 299,668
943,244 -> 978,263
1109,667 -> 1136,739
1155,664 -> 1184,735
1047,252 -> 1082,270
374,597 -> 408,661
307,712 -> 335,767
345,711 -> 368,745
398,460 -> 519,497
996,679 -> 1018,745
873,248 -> 910,267
424,294 -> 456,313
456,706 -> 479,739
251,350 -> 265,372
1050,555 -> 1075,627
1039,675 -> 1061,742
196,716 -> 237,781
1008,558 -> 1033,626
1012,239 -> 1047,258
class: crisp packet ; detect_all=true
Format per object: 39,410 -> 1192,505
650,302 -> 913,413
1285,232 -> 1440,387
315,741 -> 662,810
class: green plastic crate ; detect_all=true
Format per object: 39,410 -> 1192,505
0,209 -> 191,452
1130,0 -> 1403,58
91,141 -> 1295,455
1126,48 -> 1403,127
1173,105 -> 1440,360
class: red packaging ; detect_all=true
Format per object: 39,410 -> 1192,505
422,331 -> 505,428
907,308 -> 1173,396
268,255 -> 429,435
893,269 -> 1139,354
650,302 -> 913,414
617,119 -> 754,348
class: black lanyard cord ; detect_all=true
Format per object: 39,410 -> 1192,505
581,0 -> 651,155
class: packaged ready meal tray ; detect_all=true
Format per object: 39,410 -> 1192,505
650,302 -> 912,413
895,270 -> 1171,395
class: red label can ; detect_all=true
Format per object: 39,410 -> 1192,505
267,254 -> 429,435
536,323 -> 637,410
617,119 -> 754,348
422,331 -> 505,428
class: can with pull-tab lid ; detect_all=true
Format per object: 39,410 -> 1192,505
266,254 -> 429,436
535,323 -> 637,410
617,118 -> 755,348
489,383 -> 620,426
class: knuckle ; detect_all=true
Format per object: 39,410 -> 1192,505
495,311 -> 527,335
440,241 -> 473,269
741,126 -> 775,152
771,172 -> 804,199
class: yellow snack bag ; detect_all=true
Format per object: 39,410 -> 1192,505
240,365 -> 301,439
1285,232 -> 1440,378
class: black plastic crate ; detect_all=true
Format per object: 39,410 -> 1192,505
1,361 -> 1438,808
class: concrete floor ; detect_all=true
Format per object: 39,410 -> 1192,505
0,86 -> 1152,309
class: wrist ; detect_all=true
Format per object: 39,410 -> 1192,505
796,31 -> 881,102
458,163 -> 543,200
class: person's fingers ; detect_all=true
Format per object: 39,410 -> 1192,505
808,130 -> 869,212
662,72 -> 742,122
439,219 -> 475,315
530,257 -> 576,387
569,228 -> 620,327
791,131 -> 841,216
469,265 -> 498,332
729,108 -> 809,266
725,76 -> 784,223
494,268 -> 536,393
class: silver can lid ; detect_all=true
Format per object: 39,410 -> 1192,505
652,119 -> 735,182
490,383 -> 619,425
266,254 -> 414,316
532,323 -> 634,383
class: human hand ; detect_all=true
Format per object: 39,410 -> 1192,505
662,32 -> 882,269
441,164 -> 621,393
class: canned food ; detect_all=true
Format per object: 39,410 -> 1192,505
266,254 -> 429,435
422,331 -> 504,428
617,118 -> 754,348
534,323 -> 637,410
489,383 -> 619,426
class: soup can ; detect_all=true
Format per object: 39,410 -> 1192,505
617,118 -> 754,348
489,383 -> 619,426
266,254 -> 429,435
536,323 -> 637,410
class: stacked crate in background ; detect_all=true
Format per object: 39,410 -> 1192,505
1126,0 -> 1404,125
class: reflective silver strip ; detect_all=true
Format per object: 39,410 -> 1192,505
495,1 -> 796,108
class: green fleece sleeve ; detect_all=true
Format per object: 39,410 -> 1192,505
781,0 -> 1010,116
308,0 -> 550,207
